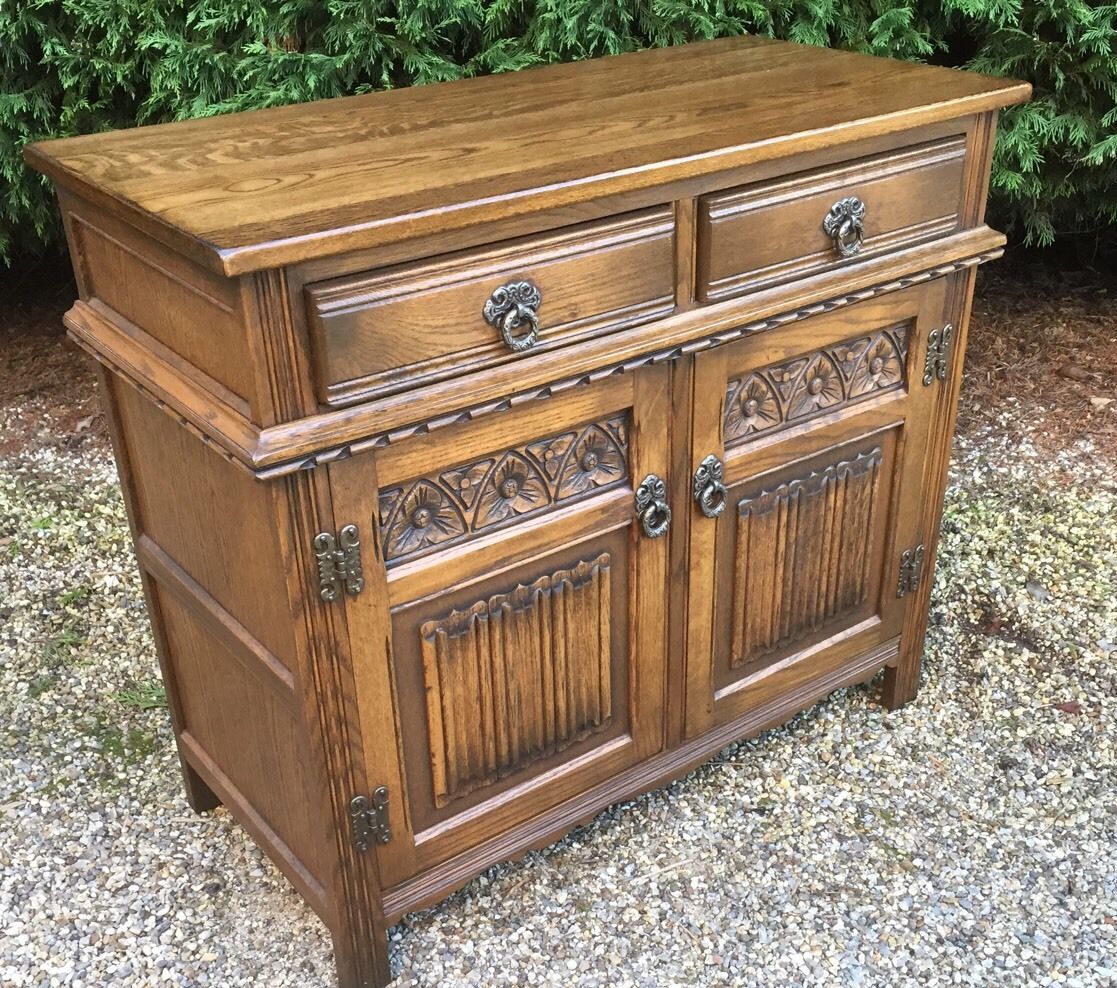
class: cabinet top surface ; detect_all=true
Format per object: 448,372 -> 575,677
27,36 -> 1028,276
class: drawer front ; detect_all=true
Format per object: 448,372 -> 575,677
697,137 -> 966,302
328,369 -> 670,886
684,279 -> 950,736
306,207 -> 675,406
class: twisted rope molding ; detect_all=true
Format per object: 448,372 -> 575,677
67,330 -> 252,474
260,249 -> 1000,479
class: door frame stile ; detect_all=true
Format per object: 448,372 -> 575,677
279,466 -> 392,986
324,454 -> 418,887
883,268 -> 977,707
631,362 -> 673,758
665,354 -> 696,747
683,345 -> 730,737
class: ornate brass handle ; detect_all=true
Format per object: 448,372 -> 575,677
483,280 -> 542,352
634,474 -> 671,539
823,196 -> 866,258
692,454 -> 727,519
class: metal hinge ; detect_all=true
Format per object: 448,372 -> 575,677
350,787 -> 391,851
314,524 -> 364,602
896,544 -> 926,598
922,323 -> 954,386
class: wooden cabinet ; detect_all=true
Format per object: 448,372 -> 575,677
26,36 -> 1029,988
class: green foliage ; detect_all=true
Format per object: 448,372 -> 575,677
948,0 -> 1117,246
1,1 -> 1115,263
115,680 -> 168,711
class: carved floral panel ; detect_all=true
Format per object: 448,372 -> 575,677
379,416 -> 628,564
724,324 -> 910,446
731,447 -> 883,673
419,554 -> 613,807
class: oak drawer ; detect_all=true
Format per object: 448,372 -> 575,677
306,208 -> 675,406
697,137 -> 967,302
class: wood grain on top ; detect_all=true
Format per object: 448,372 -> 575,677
25,36 -> 1029,274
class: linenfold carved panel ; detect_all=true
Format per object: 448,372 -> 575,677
419,554 -> 613,807
379,416 -> 628,564
731,448 -> 883,672
723,324 -> 910,446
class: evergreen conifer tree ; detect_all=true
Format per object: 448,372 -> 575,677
1,2 -> 1114,263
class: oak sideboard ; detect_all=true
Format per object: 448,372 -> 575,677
26,36 -> 1029,986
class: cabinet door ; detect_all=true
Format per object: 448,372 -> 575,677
684,281 -> 947,736
328,368 -> 670,887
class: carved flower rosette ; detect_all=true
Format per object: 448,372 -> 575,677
723,324 -> 911,449
379,416 -> 629,563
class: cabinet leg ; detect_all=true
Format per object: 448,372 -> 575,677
178,753 -> 222,813
332,923 -> 392,988
880,652 -> 922,711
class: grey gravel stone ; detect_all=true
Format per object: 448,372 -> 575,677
1,409 -> 1115,987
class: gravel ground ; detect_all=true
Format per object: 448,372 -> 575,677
2,403 -> 1116,986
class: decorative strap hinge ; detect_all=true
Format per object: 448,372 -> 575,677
350,787 -> 391,851
922,323 -> 954,387
314,524 -> 364,602
896,544 -> 926,598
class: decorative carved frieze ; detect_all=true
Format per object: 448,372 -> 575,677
723,325 -> 910,447
419,554 -> 613,806
379,417 -> 628,564
731,448 -> 883,672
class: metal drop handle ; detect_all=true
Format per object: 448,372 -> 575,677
635,474 -> 671,539
823,196 -> 866,258
483,279 -> 542,352
692,454 -> 727,519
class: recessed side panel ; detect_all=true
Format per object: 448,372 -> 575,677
111,383 -> 296,667
62,193 -> 253,411
155,585 -> 331,918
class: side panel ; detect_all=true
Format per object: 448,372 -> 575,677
62,193 -> 253,413
102,377 -> 338,923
